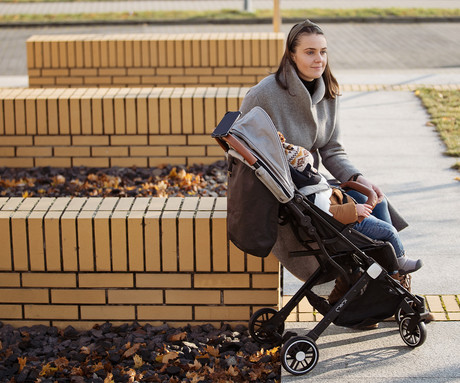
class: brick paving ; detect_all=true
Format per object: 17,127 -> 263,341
283,295 -> 460,322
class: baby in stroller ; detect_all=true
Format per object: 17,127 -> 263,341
278,132 -> 424,306
279,132 -> 423,277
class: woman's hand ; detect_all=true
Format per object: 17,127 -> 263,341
355,175 -> 384,203
356,203 -> 373,219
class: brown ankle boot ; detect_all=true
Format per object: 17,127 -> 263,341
328,276 -> 349,305
328,272 -> 363,305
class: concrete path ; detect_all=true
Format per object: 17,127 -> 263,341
283,90 -> 460,296
283,321 -> 460,382
0,22 -> 460,88
281,88 -> 460,383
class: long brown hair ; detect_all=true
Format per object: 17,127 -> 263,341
275,20 -> 340,99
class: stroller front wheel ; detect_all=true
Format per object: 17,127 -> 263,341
399,316 -> 427,347
281,336 -> 319,376
249,308 -> 285,345
395,300 -> 414,324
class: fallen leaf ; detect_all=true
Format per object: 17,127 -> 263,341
133,354 -> 144,369
104,372 -> 114,383
205,345 -> 220,357
188,359 -> 202,369
186,371 -> 205,382
18,356 -> 27,373
123,343 -> 141,359
162,351 -> 179,363
226,365 -> 239,377
54,356 -> 69,368
169,331 -> 187,342
92,361 -> 105,372
80,346 -> 91,355
40,363 -> 58,377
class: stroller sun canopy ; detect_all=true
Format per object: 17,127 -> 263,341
228,106 -> 296,203
223,107 -> 296,257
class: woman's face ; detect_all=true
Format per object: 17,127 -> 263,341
291,33 -> 328,81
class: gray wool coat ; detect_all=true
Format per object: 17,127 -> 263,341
239,64 -> 408,281
239,63 -> 408,224
240,62 -> 360,184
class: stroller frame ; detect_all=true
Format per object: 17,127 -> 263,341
212,110 -> 431,376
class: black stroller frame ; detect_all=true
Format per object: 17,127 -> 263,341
212,109 -> 431,376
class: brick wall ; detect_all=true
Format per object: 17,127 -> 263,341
0,86 -> 247,168
26,33 -> 284,88
0,196 -> 279,329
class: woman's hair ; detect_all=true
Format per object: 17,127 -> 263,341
275,20 -> 340,99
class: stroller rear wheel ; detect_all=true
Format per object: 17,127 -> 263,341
281,336 -> 319,376
399,316 -> 427,347
249,308 -> 285,345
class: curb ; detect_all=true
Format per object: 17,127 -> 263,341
0,16 -> 459,28
340,84 -> 460,91
0,82 -> 459,91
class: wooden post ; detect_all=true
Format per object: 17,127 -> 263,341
273,0 -> 281,33
244,0 -> 252,12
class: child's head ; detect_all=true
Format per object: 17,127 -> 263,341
278,132 -> 314,172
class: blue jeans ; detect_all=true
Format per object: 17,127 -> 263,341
353,214 -> 404,258
346,190 -> 392,224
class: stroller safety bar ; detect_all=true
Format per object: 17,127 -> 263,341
340,181 -> 378,208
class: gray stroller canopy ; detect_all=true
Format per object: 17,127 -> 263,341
227,106 -> 296,203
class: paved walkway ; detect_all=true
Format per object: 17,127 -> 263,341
282,89 -> 460,382
0,23 -> 460,86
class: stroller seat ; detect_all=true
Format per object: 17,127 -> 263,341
211,107 -> 431,376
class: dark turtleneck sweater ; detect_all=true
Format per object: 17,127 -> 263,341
301,78 -> 317,96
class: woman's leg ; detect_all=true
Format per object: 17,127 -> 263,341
346,190 -> 392,224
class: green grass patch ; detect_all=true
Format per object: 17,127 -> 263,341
0,8 -> 459,24
415,88 -> 460,177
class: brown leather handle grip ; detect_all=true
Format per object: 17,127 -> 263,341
340,181 -> 378,208
223,134 -> 258,166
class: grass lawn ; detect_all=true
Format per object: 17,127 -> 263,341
415,89 -> 460,179
0,7 -> 459,23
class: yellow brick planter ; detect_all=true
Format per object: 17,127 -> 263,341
0,86 -> 247,168
26,33 -> 284,88
0,196 -> 279,329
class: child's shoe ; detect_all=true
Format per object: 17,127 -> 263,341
397,254 -> 423,274
391,272 -> 412,292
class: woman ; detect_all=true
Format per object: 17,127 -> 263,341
240,20 -> 416,308
240,19 -> 406,229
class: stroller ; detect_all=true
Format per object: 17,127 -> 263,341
211,107 -> 430,376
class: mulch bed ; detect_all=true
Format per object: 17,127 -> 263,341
0,163 -> 282,383
0,321 -> 280,383
0,162 -> 228,198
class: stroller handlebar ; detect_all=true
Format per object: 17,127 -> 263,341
222,135 -> 258,166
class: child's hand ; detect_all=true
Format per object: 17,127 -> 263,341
356,203 -> 373,219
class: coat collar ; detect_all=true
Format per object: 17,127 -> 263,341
286,62 -> 325,106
